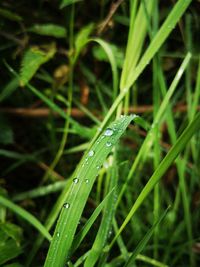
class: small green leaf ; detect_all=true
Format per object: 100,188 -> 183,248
20,44 -> 56,86
60,0 -> 82,9
74,23 -> 94,62
0,7 -> 22,22
30,24 -> 67,38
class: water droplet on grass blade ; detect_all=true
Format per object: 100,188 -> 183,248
85,179 -> 89,184
106,142 -> 112,147
63,203 -> 70,209
88,150 -> 95,157
73,178 -> 79,184
56,232 -> 60,237
104,128 -> 114,136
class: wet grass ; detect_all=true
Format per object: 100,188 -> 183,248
0,0 -> 200,266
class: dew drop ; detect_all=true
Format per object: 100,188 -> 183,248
106,142 -> 112,147
73,178 -> 79,184
131,114 -> 138,120
63,203 -> 70,209
96,165 -> 100,170
104,128 -> 114,136
88,150 -> 95,157
85,179 -> 89,184
56,232 -> 60,237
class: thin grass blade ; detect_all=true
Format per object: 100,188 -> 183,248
110,112 -> 200,248
124,207 -> 170,267
0,195 -> 52,242
71,187 -> 115,254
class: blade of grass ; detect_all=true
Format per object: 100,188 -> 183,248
84,161 -> 118,267
117,52 -> 191,205
44,115 -> 136,267
0,78 -> 19,102
71,187 -> 115,254
90,38 -> 119,100
109,112 -> 200,249
122,0 -> 192,90
89,0 -> 192,143
124,207 -> 170,267
0,195 -> 52,242
120,0 -> 154,89
12,181 -> 67,201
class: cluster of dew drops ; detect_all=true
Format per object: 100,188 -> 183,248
62,126 -> 116,212
61,116 -> 135,212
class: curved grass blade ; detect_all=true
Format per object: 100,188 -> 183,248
91,38 -> 119,100
109,112 -> 200,248
44,115 -> 136,267
0,195 -> 52,242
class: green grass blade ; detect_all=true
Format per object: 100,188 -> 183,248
92,0 -> 191,136
91,38 -> 119,100
44,115 -> 135,267
13,181 -> 67,201
71,187 -> 115,254
110,112 -> 200,248
124,207 -> 170,267
117,52 -> 191,205
0,195 -> 52,242
26,178 -> 73,266
120,0 -> 154,89
0,78 -> 19,102
123,0 -> 192,89
84,163 -> 118,267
